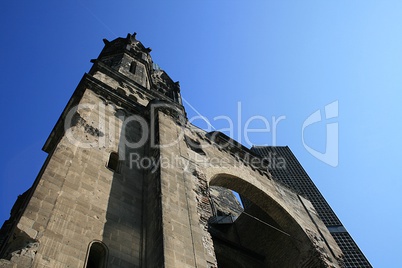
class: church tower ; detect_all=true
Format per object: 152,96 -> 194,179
0,33 -> 344,267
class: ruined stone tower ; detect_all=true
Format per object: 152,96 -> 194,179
0,33 -> 344,267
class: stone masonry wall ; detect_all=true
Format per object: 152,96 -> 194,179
156,111 -> 343,268
0,88 -> 145,268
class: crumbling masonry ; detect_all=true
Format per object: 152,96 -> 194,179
0,33 -> 345,267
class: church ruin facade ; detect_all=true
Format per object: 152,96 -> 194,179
0,33 -> 347,267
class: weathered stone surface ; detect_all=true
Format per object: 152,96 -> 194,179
0,34 -> 343,268
0,228 -> 38,268
157,112 -> 343,268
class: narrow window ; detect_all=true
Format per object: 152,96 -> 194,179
85,241 -> 108,268
129,61 -> 137,74
107,152 -> 120,172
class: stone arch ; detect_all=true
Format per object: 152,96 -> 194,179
207,172 -> 327,267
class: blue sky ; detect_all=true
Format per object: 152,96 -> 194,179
1,1 -> 401,266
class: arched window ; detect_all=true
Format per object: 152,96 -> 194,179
107,152 -> 120,172
85,241 -> 108,268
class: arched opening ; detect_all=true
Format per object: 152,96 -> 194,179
208,173 -> 321,267
85,241 -> 108,268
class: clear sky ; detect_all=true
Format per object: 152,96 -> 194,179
1,1 -> 401,267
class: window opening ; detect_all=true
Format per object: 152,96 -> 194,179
107,152 -> 120,172
129,61 -> 137,74
85,241 -> 107,268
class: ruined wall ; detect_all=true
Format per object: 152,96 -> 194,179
0,88 -> 343,268
0,33 -> 344,268
156,111 -> 343,268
